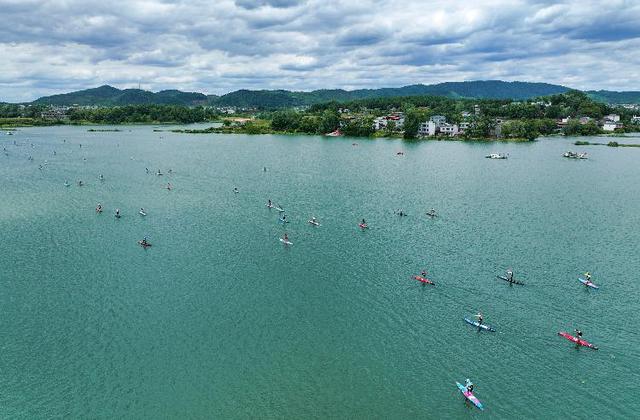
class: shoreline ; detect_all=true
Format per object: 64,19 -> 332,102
5,121 -> 638,145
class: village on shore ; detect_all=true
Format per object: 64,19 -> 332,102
2,90 -> 640,141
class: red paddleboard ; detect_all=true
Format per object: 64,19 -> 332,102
413,275 -> 434,285
558,332 -> 598,350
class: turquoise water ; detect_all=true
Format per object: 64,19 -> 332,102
1,126 -> 639,418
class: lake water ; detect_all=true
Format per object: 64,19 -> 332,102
1,126 -> 639,418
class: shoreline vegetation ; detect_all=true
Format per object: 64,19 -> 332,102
2,91 -> 639,142
575,140 -> 640,147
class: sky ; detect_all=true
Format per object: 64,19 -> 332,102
1,0 -> 639,102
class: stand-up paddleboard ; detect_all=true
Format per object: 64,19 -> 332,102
275,207 -> 285,212
139,211 -> 147,216
413,275 -> 434,285
308,220 -> 321,226
464,318 -> 496,332
497,275 -> 525,285
279,238 -> 293,245
578,277 -> 599,289
557,332 -> 598,350
456,382 -> 484,410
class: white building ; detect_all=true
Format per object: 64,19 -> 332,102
418,121 -> 437,136
391,116 -> 405,130
632,115 -> 640,124
603,121 -> 617,131
373,117 -> 387,130
439,123 -> 459,136
604,114 -> 620,122
373,115 -> 404,131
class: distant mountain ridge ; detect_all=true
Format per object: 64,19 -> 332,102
26,81 -> 640,108
33,85 -> 210,106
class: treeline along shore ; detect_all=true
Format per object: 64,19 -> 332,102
2,91 -> 639,141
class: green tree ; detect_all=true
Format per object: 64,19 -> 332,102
319,110 -> 340,133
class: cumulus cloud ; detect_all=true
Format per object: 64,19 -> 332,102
0,0 -> 638,102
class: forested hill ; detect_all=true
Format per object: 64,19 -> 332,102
33,85 -> 210,106
26,81 -> 640,108
586,90 -> 640,105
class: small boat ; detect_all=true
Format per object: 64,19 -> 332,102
497,275 -> 525,285
455,382 -> 484,411
485,153 -> 508,159
413,275 -> 434,285
563,151 -> 588,159
578,277 -> 599,289
463,317 -> 495,332
557,331 -> 598,350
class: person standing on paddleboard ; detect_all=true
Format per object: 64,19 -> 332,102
507,268 -> 514,282
465,379 -> 474,393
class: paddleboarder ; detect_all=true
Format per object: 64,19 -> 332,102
465,378 -> 474,393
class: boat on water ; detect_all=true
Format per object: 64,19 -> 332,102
557,331 -> 598,350
464,317 -> 496,332
456,381 -> 484,410
138,239 -> 152,248
413,275 -> 434,285
485,153 -> 508,159
497,275 -> 525,285
563,151 -> 588,159
578,277 -> 599,289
